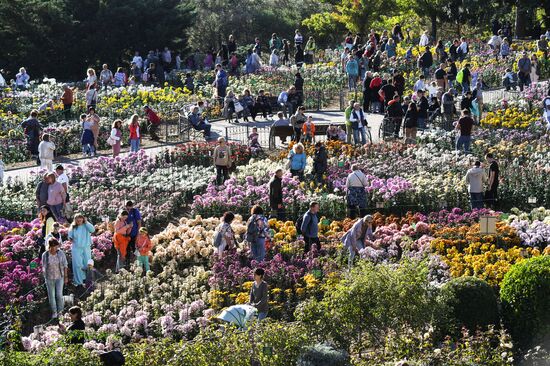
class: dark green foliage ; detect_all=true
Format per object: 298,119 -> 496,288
501,256 -> 550,351
297,343 -> 350,366
440,276 -> 500,333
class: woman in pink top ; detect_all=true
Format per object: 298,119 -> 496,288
110,119 -> 123,157
46,173 -> 66,222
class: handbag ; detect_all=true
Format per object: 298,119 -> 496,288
106,136 -> 116,146
234,102 -> 244,113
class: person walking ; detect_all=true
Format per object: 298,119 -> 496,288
213,64 -> 229,103
110,119 -> 123,157
288,143 -> 306,180
249,268 -> 269,320
517,52 -> 532,91
213,137 -> 232,185
213,211 -> 236,255
465,161 -> 485,210
125,200 -> 141,259
68,214 -> 95,287
113,210 -> 133,272
300,201 -> 320,252
38,134 -> 56,171
269,169 -> 285,220
135,227 -> 153,273
41,238 -> 68,319
345,55 -> 359,91
246,205 -> 269,262
290,106 -> 307,142
455,109 -> 474,154
349,102 -> 368,145
342,215 -> 375,268
344,100 -> 355,143
312,142 -> 328,184
128,114 -> 141,152
345,165 -> 368,219
46,172 -> 66,223
20,110 -> 41,163
485,153 -> 500,208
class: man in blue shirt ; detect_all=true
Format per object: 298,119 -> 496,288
125,201 -> 142,258
300,201 -> 320,252
188,106 -> 212,139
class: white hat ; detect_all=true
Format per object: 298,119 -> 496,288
87,259 -> 94,266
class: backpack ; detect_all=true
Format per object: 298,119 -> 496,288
213,225 -> 224,248
246,215 -> 259,243
456,69 -> 464,84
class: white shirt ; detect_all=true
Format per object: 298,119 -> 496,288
419,34 -> 429,46
346,170 -> 368,188
349,108 -> 366,128
270,53 -> 279,67
38,141 -> 56,160
488,35 -> 502,48
132,55 -> 143,69
459,41 -> 468,54
86,75 -> 97,86
413,80 -> 425,92
57,173 -> 69,193
16,72 -> 30,86
0,72 -> 5,87
110,128 -> 121,141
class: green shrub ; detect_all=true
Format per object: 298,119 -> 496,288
440,276 -> 499,333
501,256 -> 550,351
297,343 -> 350,366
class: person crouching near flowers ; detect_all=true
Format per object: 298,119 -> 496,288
113,210 -> 133,272
42,237 -> 68,319
136,227 -> 153,272
213,211 -> 236,255
341,215 -> 376,269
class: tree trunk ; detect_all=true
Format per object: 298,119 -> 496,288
431,13 -> 437,42
515,0 -> 534,38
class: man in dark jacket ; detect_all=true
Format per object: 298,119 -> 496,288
294,73 -> 304,107
269,169 -> 284,220
35,173 -> 50,208
312,142 -> 328,184
300,202 -> 320,252
387,94 -> 404,138
517,52 -> 532,91
21,110 -> 42,162
362,71 -> 373,112
418,46 -> 433,78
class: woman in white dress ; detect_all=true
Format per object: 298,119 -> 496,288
530,54 -> 539,84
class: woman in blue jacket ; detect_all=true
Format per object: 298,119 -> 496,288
288,142 -> 306,180
68,213 -> 95,286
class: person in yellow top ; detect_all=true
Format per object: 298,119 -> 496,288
304,36 -> 316,64
135,227 -> 153,272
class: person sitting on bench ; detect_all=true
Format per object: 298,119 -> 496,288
189,106 -> 212,139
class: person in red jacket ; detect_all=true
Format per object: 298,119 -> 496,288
143,105 -> 161,141
369,73 -> 383,113
128,114 -> 141,152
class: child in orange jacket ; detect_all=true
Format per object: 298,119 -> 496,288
302,116 -> 316,143
136,227 -> 153,272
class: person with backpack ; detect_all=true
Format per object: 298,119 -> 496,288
299,202 -> 320,252
213,211 -> 236,255
345,165 -> 368,219
42,237 -> 68,319
246,205 -> 270,262
341,215 -> 376,268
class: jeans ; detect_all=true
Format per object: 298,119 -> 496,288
417,117 -> 426,130
293,127 -> 302,142
280,102 -> 294,118
348,75 -> 357,91
45,278 -> 64,318
422,67 -> 430,78
137,255 -> 150,272
470,192 -> 484,210
518,72 -> 531,91
348,240 -> 364,269
194,122 -> 212,137
258,311 -> 268,321
461,82 -> 470,94
251,237 -> 266,262
130,139 -> 140,152
456,135 -> 472,154
216,165 -> 229,185
82,144 -> 95,156
352,127 -> 367,145
50,203 -> 64,222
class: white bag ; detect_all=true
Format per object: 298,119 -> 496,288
234,102 -> 244,113
106,136 -> 116,146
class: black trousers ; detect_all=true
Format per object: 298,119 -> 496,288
216,165 -> 229,185
303,236 -> 320,252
